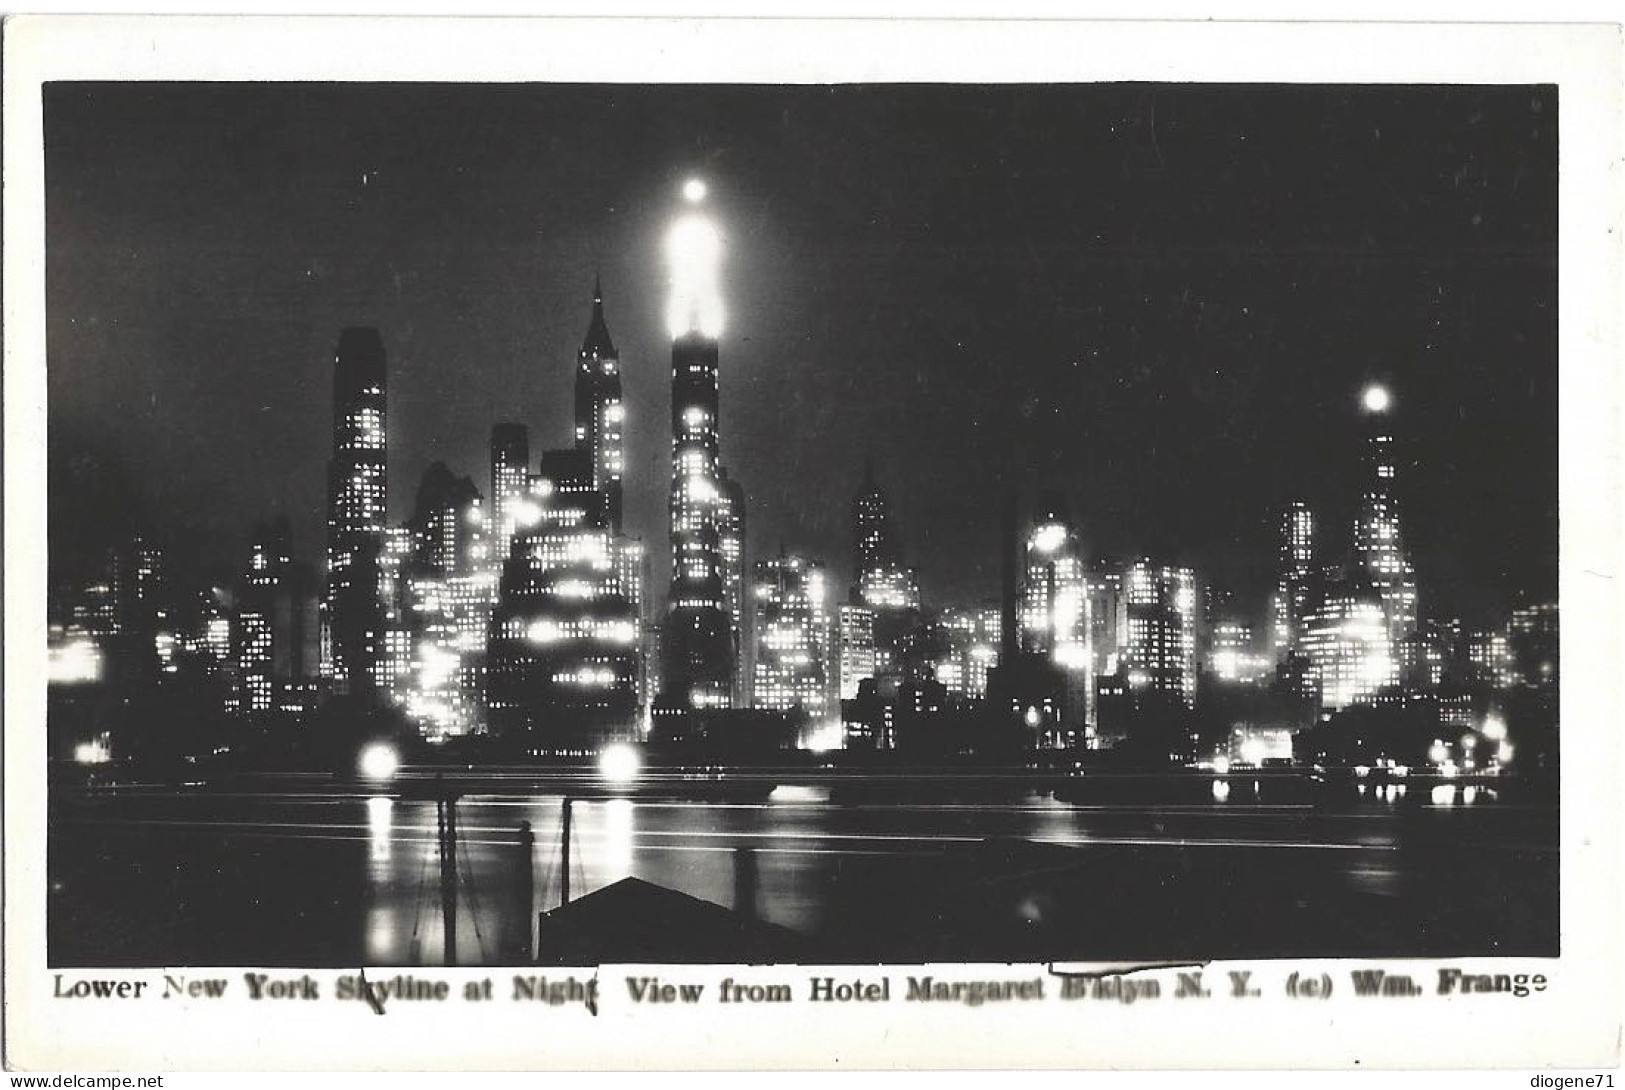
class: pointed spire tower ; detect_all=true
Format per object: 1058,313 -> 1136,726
574,275 -> 625,530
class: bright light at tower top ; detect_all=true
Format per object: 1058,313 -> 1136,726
1361,384 -> 1392,414
666,184 -> 724,339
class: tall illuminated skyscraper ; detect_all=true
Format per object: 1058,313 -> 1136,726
751,552 -> 830,721
488,281 -> 642,748
1270,500 -> 1317,654
490,424 -> 530,566
1020,499 -> 1095,739
575,277 -> 626,529
1302,586 -> 1396,710
851,461 -> 921,614
1352,385 -> 1418,645
396,464 -> 493,739
232,517 -> 318,718
321,327 -> 388,700
661,180 -> 742,710
835,604 -> 878,701
1122,560 -> 1198,707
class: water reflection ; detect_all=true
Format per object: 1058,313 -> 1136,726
329,780 -> 1532,964
598,798 -> 635,874
367,796 -> 393,864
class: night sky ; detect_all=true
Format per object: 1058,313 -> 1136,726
45,83 -> 1557,625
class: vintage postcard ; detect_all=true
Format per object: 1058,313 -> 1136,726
3,14 -> 1621,1074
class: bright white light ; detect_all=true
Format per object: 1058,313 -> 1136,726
1481,715 -> 1508,742
513,500 -> 543,528
1428,740 -> 1449,765
683,178 -> 707,203
598,742 -> 642,786
686,474 -> 717,503
358,742 -> 400,783
1023,706 -> 1042,729
49,640 -> 104,685
1212,755 -> 1231,776
1362,385 -> 1391,414
1032,523 -> 1067,554
73,738 -> 111,765
802,720 -> 845,753
666,212 -> 724,338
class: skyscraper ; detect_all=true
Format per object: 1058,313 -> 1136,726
397,464 -> 493,739
1302,586 -> 1396,710
231,517 -> 319,718
489,423 -> 530,566
1352,385 -> 1418,646
575,276 -> 626,530
321,327 -> 388,701
835,604 -> 878,702
661,182 -> 742,711
751,552 -> 831,721
1270,500 -> 1317,655
487,281 -> 643,748
1020,499 -> 1095,740
1122,560 -> 1198,706
851,461 -> 921,614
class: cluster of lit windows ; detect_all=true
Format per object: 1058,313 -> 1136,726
350,407 -> 384,451
928,604 -> 1002,700
335,462 -> 387,533
1209,621 -> 1270,684
1120,562 -> 1197,703
551,665 -> 620,688
752,557 -> 830,719
527,617 -> 637,645
858,566 -> 920,612
1303,595 -> 1396,710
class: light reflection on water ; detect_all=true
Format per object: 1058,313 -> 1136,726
343,782 -> 1505,965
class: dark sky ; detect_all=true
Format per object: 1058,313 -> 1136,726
45,83 -> 1557,625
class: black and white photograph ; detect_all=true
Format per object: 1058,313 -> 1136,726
4,13 -> 1621,1075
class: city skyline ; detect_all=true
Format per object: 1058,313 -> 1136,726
31,67 -> 1571,989
46,83 -> 1556,625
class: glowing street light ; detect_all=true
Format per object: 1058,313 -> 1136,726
359,742 -> 400,783
598,742 -> 642,786
1361,384 -> 1392,414
682,178 -> 708,203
